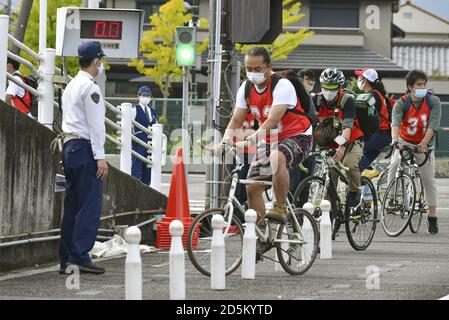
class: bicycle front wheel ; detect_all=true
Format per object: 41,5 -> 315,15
381,173 -> 416,237
345,176 -> 378,251
186,208 -> 244,277
276,208 -> 319,275
409,178 -> 425,233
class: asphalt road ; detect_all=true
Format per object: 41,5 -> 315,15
0,176 -> 448,300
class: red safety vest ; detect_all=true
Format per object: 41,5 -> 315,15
247,75 -> 310,142
399,94 -> 431,144
11,75 -> 32,114
373,89 -> 391,131
318,90 -> 364,147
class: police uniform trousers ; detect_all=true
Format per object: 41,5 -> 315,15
132,144 -> 151,186
59,139 -> 103,265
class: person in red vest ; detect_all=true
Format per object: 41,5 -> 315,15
5,58 -> 33,117
212,47 -> 312,225
316,68 -> 364,208
356,68 -> 392,178
387,70 -> 441,234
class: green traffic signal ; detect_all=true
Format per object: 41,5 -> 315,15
176,27 -> 196,67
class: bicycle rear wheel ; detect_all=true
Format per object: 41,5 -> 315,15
381,173 -> 416,237
186,208 -> 244,277
409,178 -> 425,233
345,176 -> 378,251
276,208 -> 319,275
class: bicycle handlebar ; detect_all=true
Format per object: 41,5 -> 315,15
397,144 -> 432,167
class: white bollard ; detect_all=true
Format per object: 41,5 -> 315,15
150,123 -> 163,192
169,220 -> 185,300
119,103 -> 133,175
211,214 -> 225,290
38,48 -> 55,129
302,202 -> 315,266
242,209 -> 257,279
0,15 -> 8,102
320,200 -> 332,260
125,226 -> 142,300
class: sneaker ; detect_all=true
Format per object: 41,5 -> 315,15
362,168 -> 380,179
266,202 -> 288,223
347,192 -> 361,208
427,216 -> 438,234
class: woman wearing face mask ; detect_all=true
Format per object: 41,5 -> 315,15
355,68 -> 393,178
316,68 -> 365,208
387,70 -> 441,234
131,86 -> 158,186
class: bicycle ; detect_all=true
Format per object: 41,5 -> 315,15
292,148 -> 378,251
381,144 -> 431,237
186,144 -> 319,276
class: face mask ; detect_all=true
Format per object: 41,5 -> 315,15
139,97 -> 151,106
96,60 -> 105,76
414,88 -> 427,99
247,72 -> 266,85
322,89 -> 338,102
357,78 -> 366,91
305,84 -> 314,93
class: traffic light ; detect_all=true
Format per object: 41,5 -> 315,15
176,26 -> 196,67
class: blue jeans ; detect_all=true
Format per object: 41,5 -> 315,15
359,131 -> 392,171
60,140 -> 103,265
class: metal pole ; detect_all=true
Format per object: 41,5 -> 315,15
38,48 -> 55,129
119,103 -> 133,175
88,0 -> 100,8
0,15 -> 9,101
39,0 -> 47,54
182,67 -> 190,171
150,123 -> 163,192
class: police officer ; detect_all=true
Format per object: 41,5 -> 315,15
131,86 -> 158,185
59,41 -> 108,274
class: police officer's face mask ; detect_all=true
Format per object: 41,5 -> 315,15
139,96 -> 151,106
95,59 -> 105,76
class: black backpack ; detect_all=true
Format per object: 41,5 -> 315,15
243,73 -> 311,120
14,72 -> 39,117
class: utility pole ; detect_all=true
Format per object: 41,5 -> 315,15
11,0 -> 33,54
206,0 -> 237,209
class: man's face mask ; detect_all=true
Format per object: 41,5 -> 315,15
139,96 -> 151,106
95,59 -> 105,76
246,71 -> 267,85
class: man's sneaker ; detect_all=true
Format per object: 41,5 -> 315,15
427,216 -> 438,234
347,192 -> 361,208
266,202 -> 288,223
362,168 -> 380,179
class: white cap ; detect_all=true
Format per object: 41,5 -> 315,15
355,67 -> 378,83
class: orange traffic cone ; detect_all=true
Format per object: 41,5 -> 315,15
156,148 -> 199,249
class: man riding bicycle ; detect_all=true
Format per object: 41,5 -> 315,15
212,47 -> 312,224
387,69 -> 441,234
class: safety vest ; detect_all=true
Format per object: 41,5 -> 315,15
11,73 -> 32,114
399,94 -> 431,144
318,90 -> 364,145
247,74 -> 310,142
372,89 -> 391,131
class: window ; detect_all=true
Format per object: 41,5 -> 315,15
403,12 -> 413,19
310,0 -> 359,28
136,0 -> 167,23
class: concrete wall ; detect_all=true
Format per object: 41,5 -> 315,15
0,101 -> 168,271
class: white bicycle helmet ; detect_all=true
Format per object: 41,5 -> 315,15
320,68 -> 345,86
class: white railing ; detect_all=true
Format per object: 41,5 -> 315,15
0,14 -> 167,191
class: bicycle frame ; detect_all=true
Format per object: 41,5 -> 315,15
224,168 -> 303,245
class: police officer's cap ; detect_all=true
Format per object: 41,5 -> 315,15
138,86 -> 152,96
78,41 -> 106,60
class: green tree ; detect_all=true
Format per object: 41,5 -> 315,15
235,0 -> 314,61
21,0 -> 82,76
129,0 -> 208,116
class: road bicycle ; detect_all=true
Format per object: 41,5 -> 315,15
186,145 -> 319,276
381,144 -> 431,237
292,148 -> 378,251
